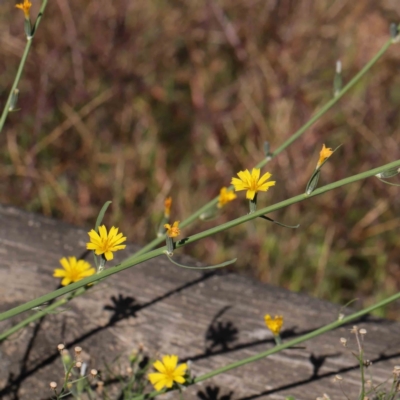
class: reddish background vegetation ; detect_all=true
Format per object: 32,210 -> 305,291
1,1 -> 400,315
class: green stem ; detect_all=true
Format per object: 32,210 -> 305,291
128,38 -> 393,260
0,0 -> 49,133
358,350 -> 365,400
0,286 -> 86,342
132,289 -> 400,400
0,159 -> 399,322
270,40 -> 391,158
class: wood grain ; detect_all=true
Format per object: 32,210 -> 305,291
0,204 -> 399,400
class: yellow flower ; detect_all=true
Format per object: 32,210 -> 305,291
15,0 -> 32,19
217,187 -> 237,208
231,168 -> 276,200
86,225 -> 127,261
164,221 -> 180,238
148,355 -> 187,391
317,144 -> 333,168
164,197 -> 172,218
53,257 -> 95,286
264,314 -> 283,336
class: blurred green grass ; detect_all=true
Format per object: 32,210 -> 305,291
1,0 -> 400,317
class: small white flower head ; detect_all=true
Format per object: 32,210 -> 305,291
393,365 -> 400,378
340,337 -> 347,347
316,394 -> 331,400
350,325 -> 358,334
49,381 -> 57,390
334,374 -> 343,382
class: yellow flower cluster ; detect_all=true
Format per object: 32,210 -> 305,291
53,257 -> 95,286
164,197 -> 172,218
148,355 -> 187,391
87,225 -> 127,261
217,187 -> 237,208
53,225 -> 127,286
15,0 -> 32,19
317,144 -> 333,168
164,221 -> 180,238
264,314 -> 283,336
231,168 -> 275,200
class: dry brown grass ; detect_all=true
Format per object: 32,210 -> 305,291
1,0 -> 400,316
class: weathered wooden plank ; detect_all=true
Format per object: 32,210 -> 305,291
0,205 -> 399,399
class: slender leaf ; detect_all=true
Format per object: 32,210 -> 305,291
258,215 -> 300,229
95,200 -> 112,231
165,253 -> 237,270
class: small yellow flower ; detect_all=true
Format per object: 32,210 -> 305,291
317,144 -> 333,168
164,221 -> 180,238
86,225 -> 127,261
15,0 -> 32,19
53,257 -> 95,286
148,355 -> 187,391
231,168 -> 276,200
264,314 -> 283,336
164,197 -> 172,218
217,187 -> 237,208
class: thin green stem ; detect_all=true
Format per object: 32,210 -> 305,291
358,350 -> 365,400
0,286 -> 86,342
0,0 -> 49,133
0,297 -> 66,342
270,39 -> 392,158
0,158 -> 399,322
128,38 -> 393,260
131,289 -> 400,400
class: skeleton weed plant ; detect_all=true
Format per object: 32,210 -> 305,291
1,2 -> 400,399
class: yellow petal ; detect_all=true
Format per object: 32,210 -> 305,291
61,277 -> 71,286
109,226 -> 118,238
246,189 -> 256,200
148,372 -> 164,384
257,171 -> 272,186
251,168 -> 260,182
110,244 -> 126,251
86,243 -> 98,250
231,177 -> 246,191
162,354 -> 178,370
98,225 -> 108,240
174,363 -> 187,376
59,257 -> 71,272
237,170 -> 251,186
53,269 -> 66,277
88,229 -> 101,242
155,379 -> 168,391
78,268 -> 96,278
258,180 -> 276,192
153,360 -> 167,374
165,377 -> 174,388
174,375 -> 185,384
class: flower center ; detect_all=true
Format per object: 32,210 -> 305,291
249,178 -> 258,191
70,266 -> 81,282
